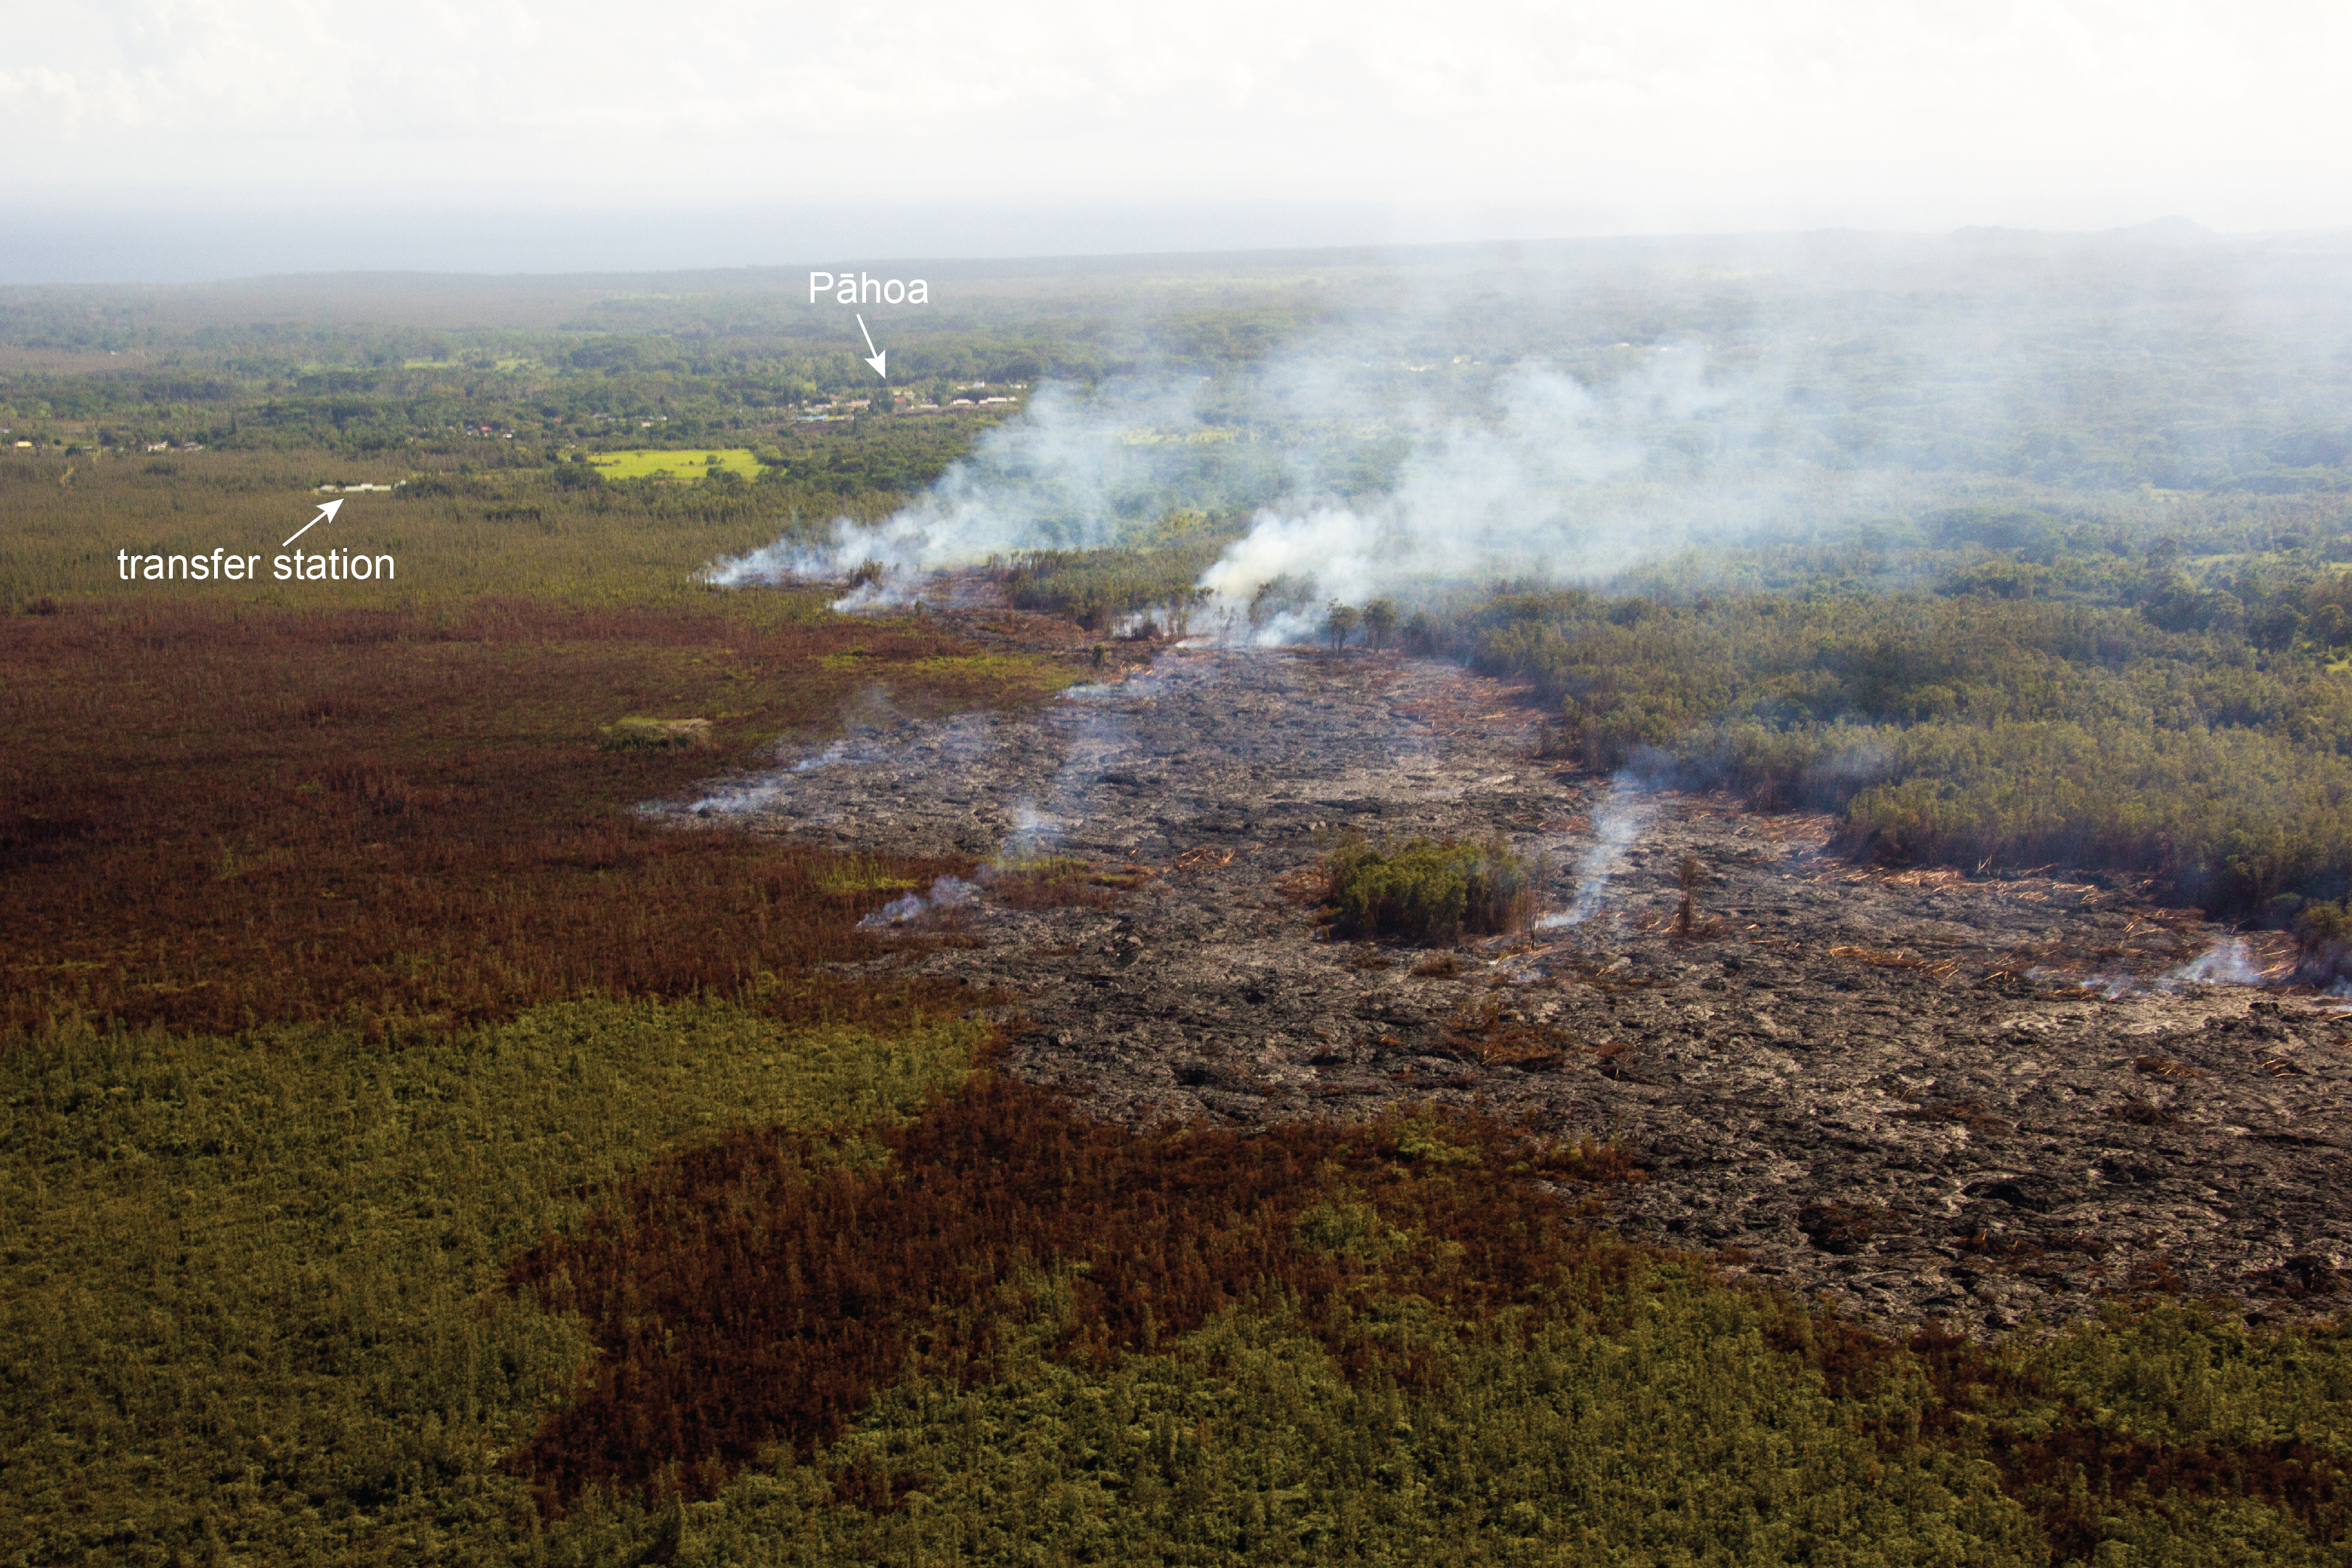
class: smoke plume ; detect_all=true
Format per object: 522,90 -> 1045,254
700,346 -> 1798,624
1541,770 -> 1657,928
702,378 -> 1218,595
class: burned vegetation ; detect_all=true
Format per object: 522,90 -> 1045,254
10,583 -> 2352,1564
494,1071 -> 2352,1567
504,1078 -> 1643,1506
0,597 -> 1074,1037
483,605 -> 2352,1559
712,629 -> 2352,1343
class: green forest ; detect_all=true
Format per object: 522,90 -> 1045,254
1444,545 -> 2352,920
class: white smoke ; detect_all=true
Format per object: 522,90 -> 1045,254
698,347 -> 1794,618
995,671 -> 1159,859
2043,934 -> 2272,998
677,780 -> 781,815
2163,936 -> 2264,987
671,739 -> 848,814
701,378 -> 1214,599
859,873 -> 980,928
1001,801 -> 1063,860
1200,359 -> 1731,637
1540,770 -> 1657,928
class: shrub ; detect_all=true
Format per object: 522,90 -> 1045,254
1323,833 -> 1540,944
997,528 -> 1237,632
1452,586 -> 2352,915
2294,899 -> 2352,985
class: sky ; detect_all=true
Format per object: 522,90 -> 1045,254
7,0 -> 2350,280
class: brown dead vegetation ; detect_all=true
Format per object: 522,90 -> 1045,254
504,1074 -> 1647,1508
0,600 -> 1058,1036
1171,845 -> 1237,874
1829,944 -> 1964,979
1442,997 -> 1571,1069
2242,1256 -> 2348,1299
2133,1055 -> 2208,1080
985,860 -> 1120,911
596,716 -> 713,751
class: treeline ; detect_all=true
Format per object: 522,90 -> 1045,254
1444,580 -> 2352,915
995,510 -> 1246,632
15,230 -> 2352,497
0,348 -> 1040,458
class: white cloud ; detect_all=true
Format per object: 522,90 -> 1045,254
7,0 -> 2351,232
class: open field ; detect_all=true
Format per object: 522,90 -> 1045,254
587,447 -> 762,483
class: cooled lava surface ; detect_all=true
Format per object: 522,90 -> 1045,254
662,628 -> 2352,1334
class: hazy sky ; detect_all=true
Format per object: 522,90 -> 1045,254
7,0 -> 2348,277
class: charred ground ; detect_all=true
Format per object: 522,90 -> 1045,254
676,613 -> 2352,1336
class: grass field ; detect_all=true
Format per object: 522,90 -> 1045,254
587,448 -> 762,482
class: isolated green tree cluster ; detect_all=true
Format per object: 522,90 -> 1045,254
1322,833 -> 1542,944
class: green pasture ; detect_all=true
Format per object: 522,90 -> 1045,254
399,356 -> 539,372
589,447 -> 762,482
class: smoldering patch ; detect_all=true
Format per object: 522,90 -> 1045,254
859,874 -> 980,928
1541,770 -> 1659,929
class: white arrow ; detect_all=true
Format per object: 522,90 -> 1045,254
855,314 -> 888,379
282,495 -> 344,548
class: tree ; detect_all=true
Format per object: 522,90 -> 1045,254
1363,598 -> 1399,650
552,453 -> 605,490
1326,601 -> 1360,650
1163,585 -> 1213,640
1247,574 -> 1317,637
1673,854 -> 1704,939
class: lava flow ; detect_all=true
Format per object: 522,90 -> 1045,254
661,615 -> 2352,1335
